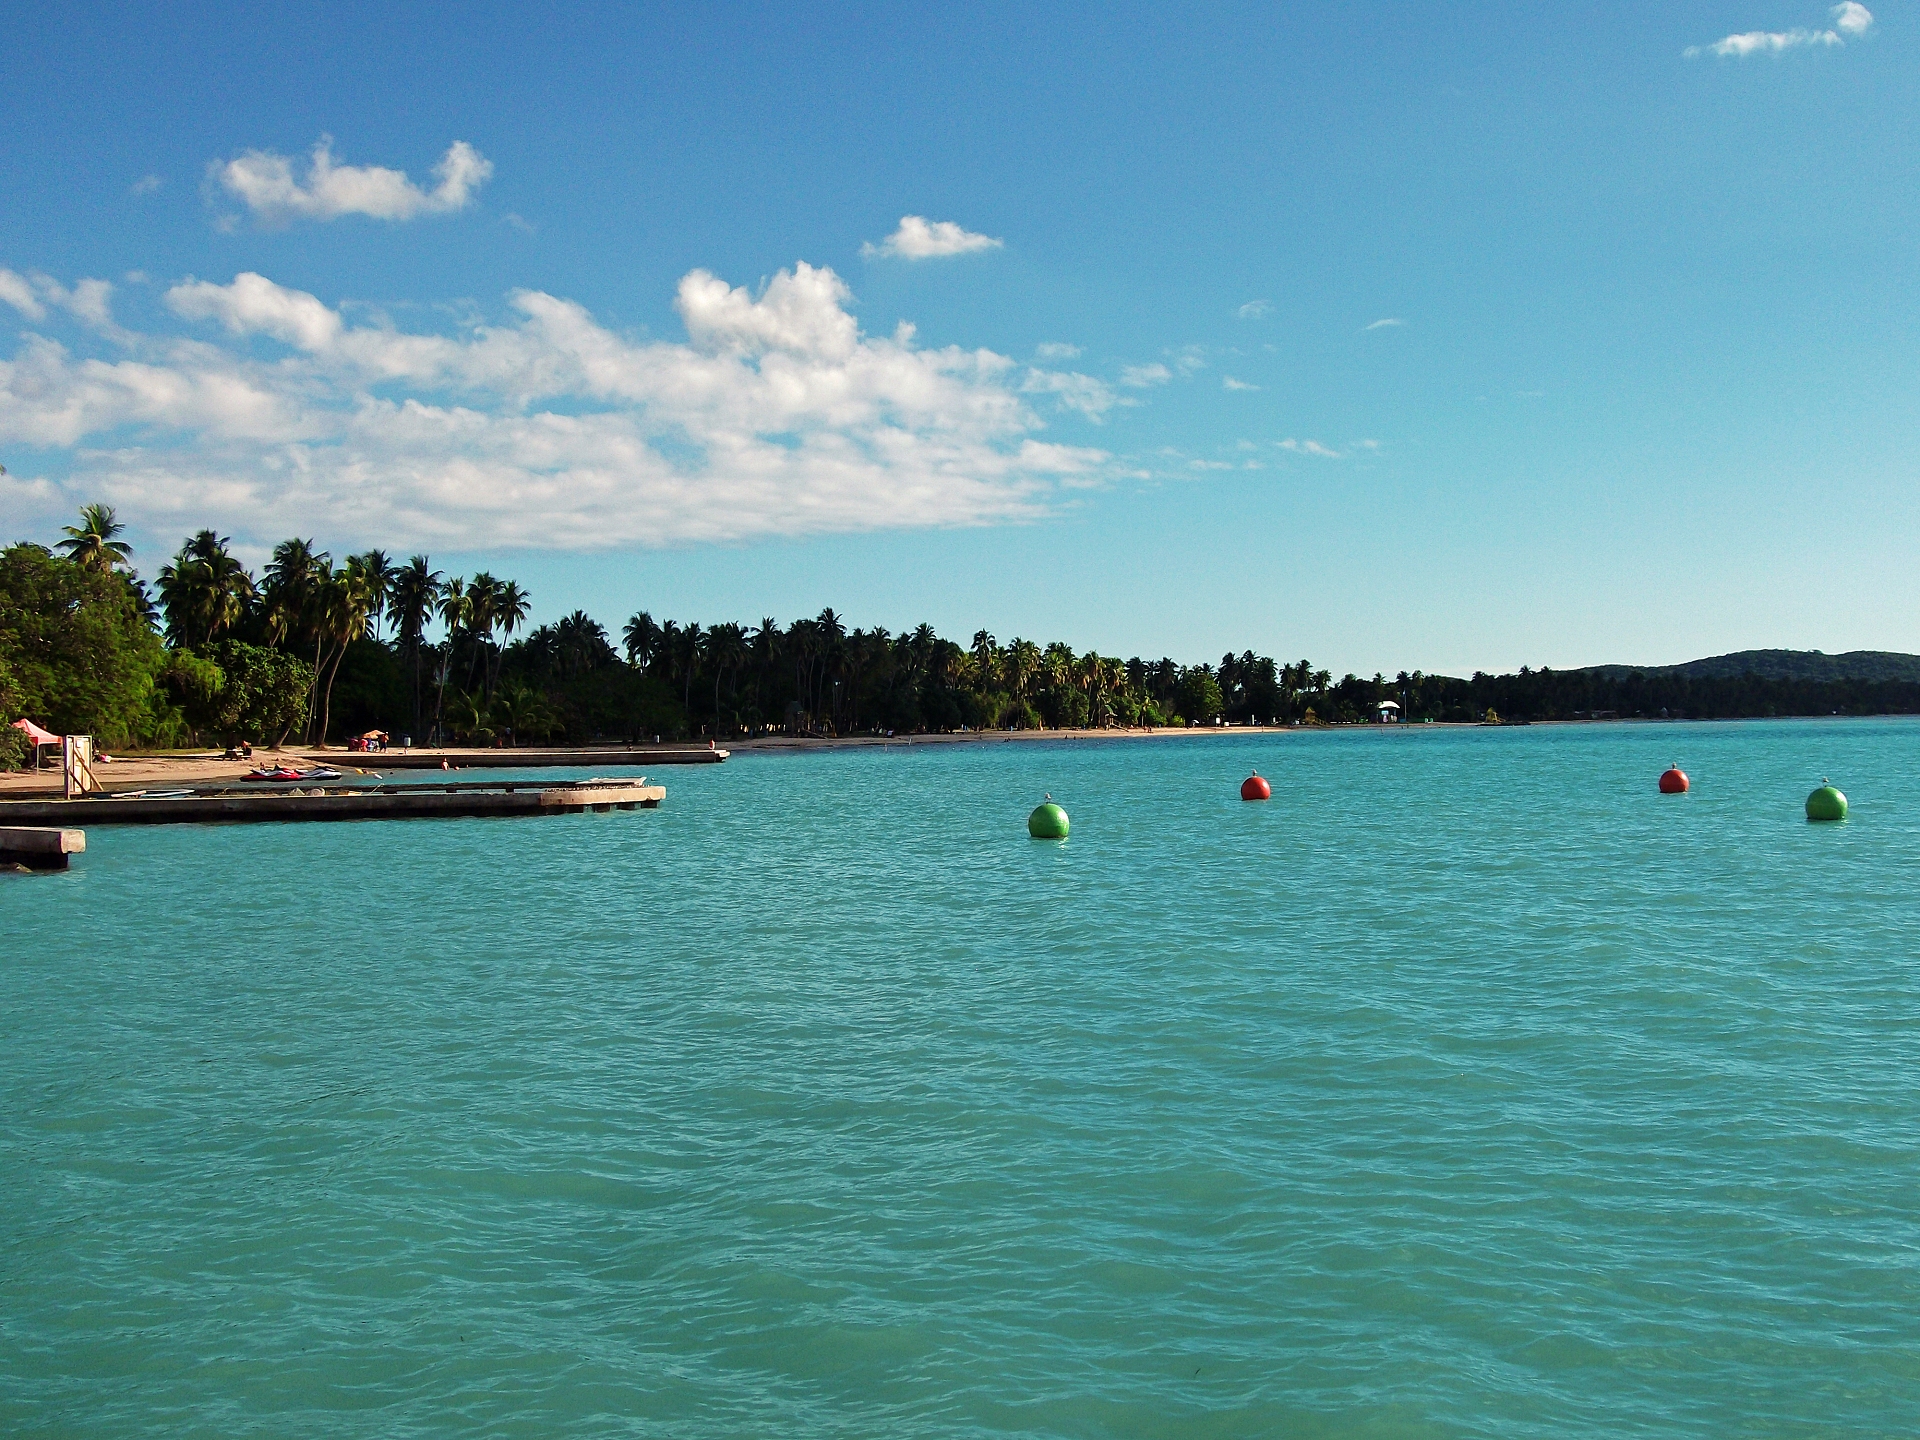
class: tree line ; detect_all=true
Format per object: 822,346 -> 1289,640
5,505 -> 1919,766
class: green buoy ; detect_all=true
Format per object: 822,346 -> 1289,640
1028,794 -> 1070,839
1806,780 -> 1848,823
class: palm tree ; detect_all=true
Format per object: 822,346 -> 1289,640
445,688 -> 493,745
493,682 -> 555,746
57,504 -> 134,572
435,578 -> 471,741
704,623 -> 749,734
157,530 -> 255,646
555,610 -> 611,678
970,630 -> 998,689
387,556 -> 442,737
464,573 -> 501,692
678,622 -> 704,715
262,538 -> 335,736
1103,656 -> 1133,725
786,618 -> 817,728
623,611 -> 661,669
312,560 -> 376,746
748,618 -> 780,729
354,550 -> 395,641
262,538 -> 327,647
1005,638 -> 1039,712
491,580 -> 530,696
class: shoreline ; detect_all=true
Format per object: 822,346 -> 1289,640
3,713 -> 1903,796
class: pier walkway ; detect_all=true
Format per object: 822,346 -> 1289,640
0,779 -> 665,827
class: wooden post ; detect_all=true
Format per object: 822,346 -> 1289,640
63,735 -> 96,798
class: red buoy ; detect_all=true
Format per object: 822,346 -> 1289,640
1241,772 -> 1271,801
1659,765 -> 1689,794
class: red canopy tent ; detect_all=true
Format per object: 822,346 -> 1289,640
10,718 -> 58,746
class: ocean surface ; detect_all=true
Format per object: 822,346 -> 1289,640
4,718 -> 1918,1437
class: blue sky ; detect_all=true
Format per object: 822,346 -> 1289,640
1,2 -> 1913,674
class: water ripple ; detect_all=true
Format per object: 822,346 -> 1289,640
4,719 -> 1919,1436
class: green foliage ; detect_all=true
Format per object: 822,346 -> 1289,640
194,641 -> 314,744
549,667 -> 684,742
0,651 -> 27,769
1177,667 -> 1224,724
163,650 -> 225,716
325,638 -> 408,741
0,543 -> 167,745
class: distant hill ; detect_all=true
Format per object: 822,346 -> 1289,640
1576,650 -> 1920,684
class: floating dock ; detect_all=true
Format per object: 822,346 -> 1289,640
0,779 -> 664,827
321,746 -> 727,769
0,826 -> 85,869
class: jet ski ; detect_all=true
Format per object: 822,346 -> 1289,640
242,765 -> 343,783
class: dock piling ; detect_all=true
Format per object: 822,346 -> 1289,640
0,827 -> 85,870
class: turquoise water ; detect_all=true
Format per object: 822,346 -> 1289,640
4,718 -> 1919,1437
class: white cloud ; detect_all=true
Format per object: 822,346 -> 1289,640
0,269 -> 46,321
168,271 -> 344,350
860,216 -> 1003,260
1237,299 -> 1271,320
1021,368 -> 1122,421
1364,317 -> 1403,331
1834,1 -> 1873,33
1119,363 -> 1171,387
1035,341 -> 1081,360
1169,346 -> 1207,376
213,138 -> 493,223
131,174 -> 163,195
1686,3 -> 1871,56
1277,438 -> 1341,458
1222,376 -> 1260,391
1,263 -> 1108,551
0,270 -> 127,339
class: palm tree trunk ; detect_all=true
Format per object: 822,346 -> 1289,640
434,650 -> 451,743
317,635 -> 349,747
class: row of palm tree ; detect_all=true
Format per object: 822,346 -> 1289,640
41,505 -> 1350,742
612,608 -> 1289,735
134,523 -> 533,744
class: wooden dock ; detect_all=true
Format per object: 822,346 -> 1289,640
0,779 -> 664,828
0,826 -> 85,870
323,746 -> 727,769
